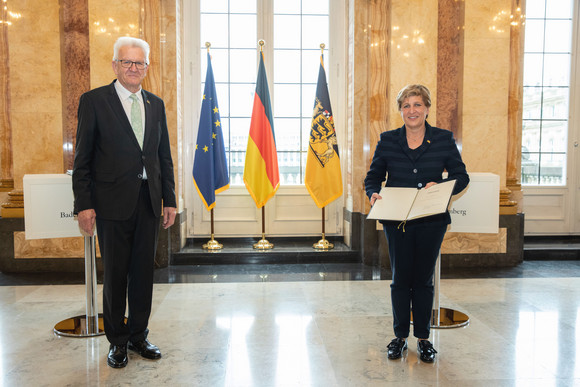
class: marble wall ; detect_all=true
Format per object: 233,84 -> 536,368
10,1 -> 64,185
0,0 -> 179,261
346,0 -> 519,215
0,0 -> 523,263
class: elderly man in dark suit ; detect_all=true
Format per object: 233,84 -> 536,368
73,36 -> 176,369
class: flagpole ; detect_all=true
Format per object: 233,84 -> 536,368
254,206 -> 274,249
313,206 -> 334,250
198,41 -> 223,251
203,208 -> 223,250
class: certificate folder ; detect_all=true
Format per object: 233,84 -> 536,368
367,179 -> 456,221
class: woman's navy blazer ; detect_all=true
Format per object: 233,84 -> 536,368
364,122 -> 469,226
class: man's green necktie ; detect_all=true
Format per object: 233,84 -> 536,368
130,93 -> 143,149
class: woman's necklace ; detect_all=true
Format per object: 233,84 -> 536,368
406,131 -> 424,141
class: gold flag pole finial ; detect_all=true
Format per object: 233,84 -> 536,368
320,43 -> 325,54
205,41 -> 211,53
258,39 -> 265,52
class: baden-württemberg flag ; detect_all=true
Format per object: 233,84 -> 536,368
243,51 -> 279,208
305,53 -> 343,208
193,52 -> 229,211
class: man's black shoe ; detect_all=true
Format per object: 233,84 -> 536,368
128,339 -> 162,360
417,339 -> 437,362
387,337 -> 407,359
107,344 -> 128,368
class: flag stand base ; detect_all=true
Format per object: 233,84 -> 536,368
203,234 -> 223,250
253,234 -> 274,250
313,238 -> 334,250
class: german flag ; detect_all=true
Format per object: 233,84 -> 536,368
243,51 -> 279,208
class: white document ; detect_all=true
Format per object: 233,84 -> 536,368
367,180 -> 456,221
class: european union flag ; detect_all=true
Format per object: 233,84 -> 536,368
193,52 -> 229,210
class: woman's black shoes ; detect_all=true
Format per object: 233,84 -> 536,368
417,339 -> 437,362
387,337 -> 407,359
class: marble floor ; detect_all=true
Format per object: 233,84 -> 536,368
2,261 -> 580,386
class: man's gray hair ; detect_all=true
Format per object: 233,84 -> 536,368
113,37 -> 150,64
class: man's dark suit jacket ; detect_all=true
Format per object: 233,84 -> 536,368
73,80 -> 176,220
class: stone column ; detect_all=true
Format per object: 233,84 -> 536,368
436,0 -> 464,141
504,0 -> 525,214
0,4 -> 14,194
60,0 -> 90,172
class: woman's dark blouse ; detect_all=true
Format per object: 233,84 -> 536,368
364,122 -> 470,226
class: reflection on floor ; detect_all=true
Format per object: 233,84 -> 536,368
1,261 -> 580,385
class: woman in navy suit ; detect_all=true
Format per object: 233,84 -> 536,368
364,84 -> 469,362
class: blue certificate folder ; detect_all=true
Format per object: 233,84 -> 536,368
367,180 -> 456,221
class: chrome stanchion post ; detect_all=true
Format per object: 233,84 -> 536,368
431,252 -> 441,326
54,235 -> 105,337
430,251 -> 469,329
84,236 -> 100,334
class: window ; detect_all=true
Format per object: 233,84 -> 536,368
199,0 -> 330,186
521,0 -> 574,185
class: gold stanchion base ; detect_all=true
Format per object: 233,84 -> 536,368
203,239 -> 223,250
253,238 -> 274,249
411,307 -> 470,329
313,238 -> 334,250
54,314 -> 105,337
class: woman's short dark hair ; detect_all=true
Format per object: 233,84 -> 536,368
396,84 -> 432,110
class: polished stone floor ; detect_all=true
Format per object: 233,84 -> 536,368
2,261 -> 580,386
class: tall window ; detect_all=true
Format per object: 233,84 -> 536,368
521,0 -> 574,185
199,0 -> 330,186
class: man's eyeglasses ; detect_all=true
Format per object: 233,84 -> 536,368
115,59 -> 148,70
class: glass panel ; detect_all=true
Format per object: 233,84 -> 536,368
230,50 -> 257,83
229,151 -> 245,185
302,50 -> 324,84
546,0 -> 573,19
523,53 -> 543,86
302,16 -> 329,49
302,118 -> 312,151
274,0 -> 300,14
274,15 -> 301,48
230,0 -> 256,13
274,84 -> 301,117
279,152 -> 302,185
522,120 -> 541,152
301,151 -> 308,183
522,87 -> 542,119
215,83 -> 230,116
229,84 -> 256,117
541,87 -> 569,120
219,119 -> 230,149
544,20 -> 572,53
543,54 -> 570,86
302,83 -> 317,117
230,15 -> 257,49
202,49 -> 228,83
521,152 -> 539,185
540,153 -> 565,185
200,0 -> 228,13
302,0 -> 329,15
540,120 -> 568,153
200,14 -> 229,48
274,50 -> 301,83
524,20 -> 544,52
229,118 -> 251,151
275,118 -> 301,151
525,0 -> 545,18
